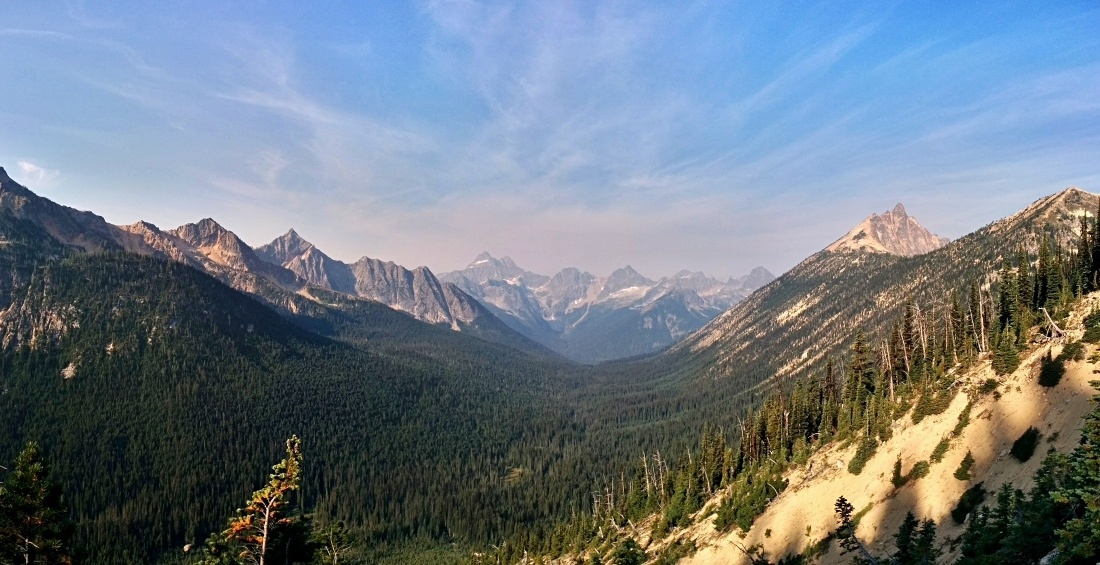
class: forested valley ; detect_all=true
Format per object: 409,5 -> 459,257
5,187 -> 1100,565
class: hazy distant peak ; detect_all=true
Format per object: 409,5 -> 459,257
471,251 -> 494,265
741,266 -> 776,290
601,265 -> 654,295
826,204 -> 949,257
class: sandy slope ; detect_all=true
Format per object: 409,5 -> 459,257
672,296 -> 1100,565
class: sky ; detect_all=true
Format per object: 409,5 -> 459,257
2,1 -> 1099,279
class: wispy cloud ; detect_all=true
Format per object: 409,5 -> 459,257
15,161 -> 60,187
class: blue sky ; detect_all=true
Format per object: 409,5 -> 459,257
2,1 -> 1099,278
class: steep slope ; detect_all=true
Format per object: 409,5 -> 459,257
827,203 -> 950,256
666,190 -> 1094,412
441,254 -> 774,363
0,254 -> 582,563
662,298 -> 1100,564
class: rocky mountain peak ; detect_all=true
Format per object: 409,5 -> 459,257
741,266 -> 777,290
0,167 -> 10,183
826,203 -> 949,257
255,228 -> 315,265
601,265 -> 654,295
171,218 -> 235,248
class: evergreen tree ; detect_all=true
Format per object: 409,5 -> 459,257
0,442 -> 73,564
202,436 -> 313,565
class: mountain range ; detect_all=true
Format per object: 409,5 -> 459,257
9,159 -> 1096,565
440,254 -> 774,362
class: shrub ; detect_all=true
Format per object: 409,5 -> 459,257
913,388 -> 954,423
610,538 -> 646,565
653,540 -> 696,565
847,437 -> 878,475
1058,340 -> 1085,362
978,379 -> 999,396
952,402 -> 973,437
1082,310 -> 1100,343
992,338 -> 1020,375
1011,427 -> 1041,462
908,460 -> 930,481
954,450 -> 975,480
951,482 -> 987,524
930,437 -> 951,463
891,458 -> 907,488
1038,350 -> 1065,387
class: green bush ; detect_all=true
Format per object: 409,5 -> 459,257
952,401 -> 973,437
652,540 -> 696,565
978,379 -> 999,396
954,450 -> 975,480
908,460 -> 931,481
913,388 -> 954,424
1058,340 -> 1085,362
892,458 -> 907,488
930,437 -> 951,463
1082,310 -> 1100,343
1011,427 -> 1041,462
610,538 -> 646,565
847,437 -> 879,475
951,482 -> 987,524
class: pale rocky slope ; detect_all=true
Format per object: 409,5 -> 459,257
647,295 -> 1100,564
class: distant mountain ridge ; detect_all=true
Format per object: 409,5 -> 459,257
440,254 -> 775,362
0,167 -> 538,352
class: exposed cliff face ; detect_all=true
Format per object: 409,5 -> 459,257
827,203 -> 949,256
251,230 -> 491,331
256,230 -> 358,294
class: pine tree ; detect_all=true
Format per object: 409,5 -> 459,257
203,436 -> 312,565
0,442 -> 73,564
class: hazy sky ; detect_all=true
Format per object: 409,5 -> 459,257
2,2 -> 1099,279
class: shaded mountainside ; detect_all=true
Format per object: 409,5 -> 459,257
0,241 -> 592,563
666,189 -> 1096,408
441,254 -> 775,363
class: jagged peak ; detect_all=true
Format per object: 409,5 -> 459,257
122,220 -> 164,234
826,203 -> 949,257
0,166 -> 10,183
